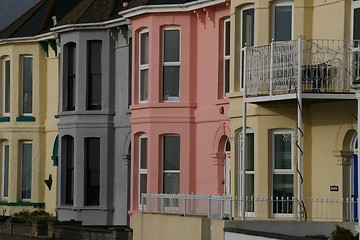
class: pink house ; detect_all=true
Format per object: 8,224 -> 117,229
121,0 -> 230,219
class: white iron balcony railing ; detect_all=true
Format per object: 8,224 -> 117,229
245,38 -> 360,97
141,194 -> 359,222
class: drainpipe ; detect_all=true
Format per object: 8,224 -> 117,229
241,46 -> 248,220
297,36 -> 303,221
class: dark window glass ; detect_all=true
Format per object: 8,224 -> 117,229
354,8 -> 360,40
85,138 -> 100,206
22,57 -> 32,114
163,135 -> 180,170
66,43 -> 76,111
21,143 -> 32,199
63,136 -> 74,205
163,66 -> 180,100
87,41 -> 102,110
242,8 -> 254,47
4,60 -> 10,114
3,143 -> 9,198
274,6 -> 292,41
164,30 -> 180,62
140,137 -> 147,169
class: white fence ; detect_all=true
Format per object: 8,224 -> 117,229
245,38 -> 359,96
141,194 -> 360,222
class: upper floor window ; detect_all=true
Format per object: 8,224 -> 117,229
240,5 -> 254,89
139,134 -> 147,205
84,137 -> 100,206
64,43 -> 76,111
3,59 -> 10,116
21,141 -> 32,200
272,1 -> 293,41
163,135 -> 180,194
87,41 -> 102,110
139,30 -> 149,102
162,28 -> 180,101
22,56 -> 33,115
353,0 -> 360,41
223,18 -> 230,96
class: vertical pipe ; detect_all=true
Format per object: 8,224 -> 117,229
297,36 -> 303,221
241,46 -> 248,220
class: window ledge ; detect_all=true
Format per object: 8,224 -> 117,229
16,116 -> 35,122
0,117 -> 10,122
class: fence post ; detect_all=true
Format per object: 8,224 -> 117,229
141,193 -> 144,213
184,195 -> 187,216
229,196 -> 233,220
208,195 -> 212,218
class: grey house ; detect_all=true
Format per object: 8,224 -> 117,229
52,0 -> 131,225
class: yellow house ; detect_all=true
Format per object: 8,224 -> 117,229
229,0 -> 360,223
0,0 -> 81,216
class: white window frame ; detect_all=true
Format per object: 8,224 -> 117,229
20,141 -> 32,200
162,27 -> 181,102
271,129 -> 294,218
21,56 -> 33,116
2,141 -> 9,199
240,4 -> 254,90
139,133 -> 148,207
271,1 -> 294,41
223,18 -> 230,97
162,134 -> 180,193
3,58 -> 10,116
139,29 -> 149,103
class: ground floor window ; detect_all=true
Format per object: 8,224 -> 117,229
21,142 -> 32,200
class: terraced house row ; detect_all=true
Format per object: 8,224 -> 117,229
1,0 -> 360,239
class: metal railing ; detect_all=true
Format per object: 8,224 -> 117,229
245,38 -> 360,96
141,194 -> 359,222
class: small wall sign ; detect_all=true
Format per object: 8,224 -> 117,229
330,185 -> 339,191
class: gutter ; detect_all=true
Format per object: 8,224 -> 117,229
120,0 -> 228,18
0,32 -> 54,44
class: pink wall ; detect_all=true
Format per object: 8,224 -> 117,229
129,3 -> 230,217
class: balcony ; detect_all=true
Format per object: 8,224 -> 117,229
244,38 -> 359,102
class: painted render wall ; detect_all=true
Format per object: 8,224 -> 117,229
0,41 -> 59,215
129,3 -> 230,219
57,26 -> 131,225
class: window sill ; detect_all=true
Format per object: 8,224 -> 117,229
16,116 -> 35,122
0,117 -> 10,122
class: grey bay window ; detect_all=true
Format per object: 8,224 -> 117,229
85,138 -> 100,206
163,28 -> 180,101
21,142 -> 32,200
2,142 -> 9,198
22,56 -> 33,115
163,135 -> 180,194
272,1 -> 292,41
64,43 -> 76,111
62,135 -> 74,205
87,41 -> 102,110
3,59 -> 10,115
139,30 -> 149,102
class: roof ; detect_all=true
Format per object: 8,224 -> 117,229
0,0 -> 82,39
123,0 -> 198,10
56,0 -> 129,26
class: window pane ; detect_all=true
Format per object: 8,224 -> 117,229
63,136 -> 74,205
87,41 -> 102,110
66,44 -> 76,111
163,135 -> 180,170
140,69 -> 148,101
354,8 -> 360,40
163,173 -> 179,194
140,174 -> 147,196
273,174 -> 293,214
274,6 -> 292,41
245,133 -> 254,171
274,134 -> 291,169
225,21 -> 230,56
21,143 -> 32,199
140,137 -> 147,169
85,138 -> 100,206
224,59 -> 230,94
4,60 -> 10,114
140,32 -> 149,65
245,174 -> 254,212
22,57 -> 32,114
242,8 -> 254,47
164,30 -> 180,62
163,66 -> 180,101
3,144 -> 9,198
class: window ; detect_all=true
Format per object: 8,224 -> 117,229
272,130 -> 293,215
2,141 -> 9,198
85,138 -> 100,206
22,56 -> 32,115
3,59 -> 10,115
163,135 -> 180,194
21,142 -> 32,200
223,18 -> 230,96
272,1 -> 292,41
62,136 -> 74,205
162,28 -> 180,101
139,30 -> 149,102
64,43 -> 76,111
87,41 -> 102,110
139,134 -> 147,205
240,6 -> 254,89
